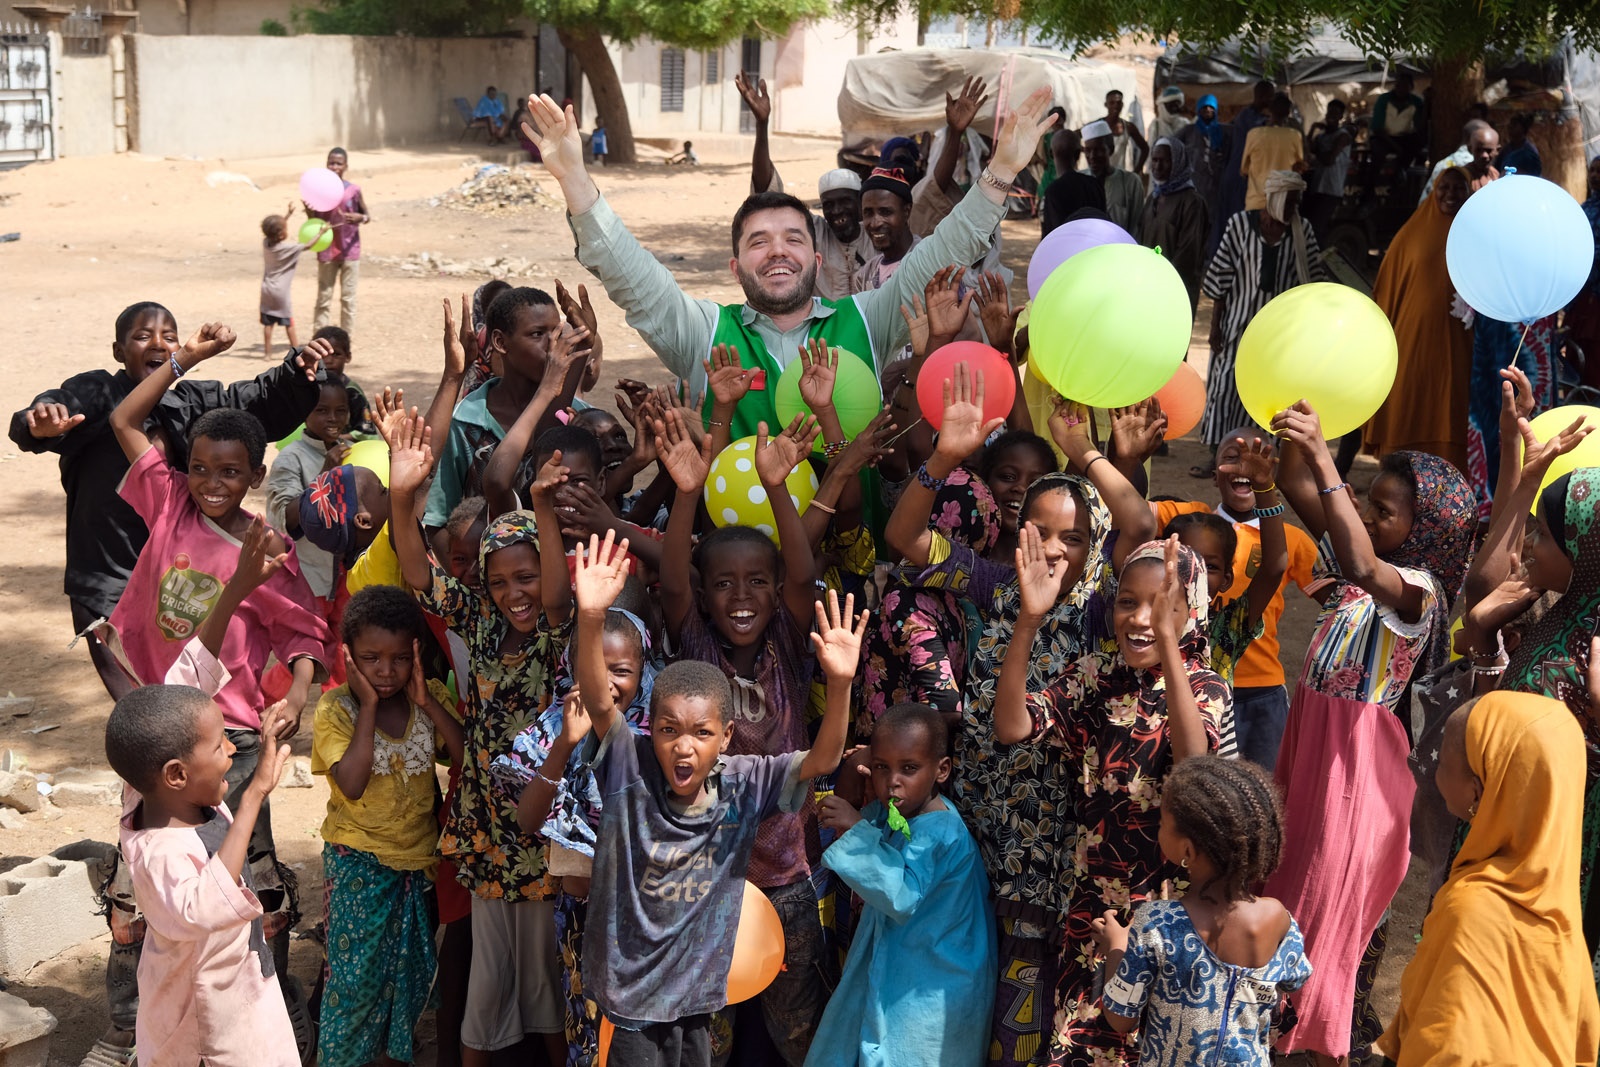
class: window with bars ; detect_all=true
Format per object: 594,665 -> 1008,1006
705,50 -> 719,84
660,48 -> 685,112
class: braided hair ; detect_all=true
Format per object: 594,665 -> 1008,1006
1162,756 -> 1284,903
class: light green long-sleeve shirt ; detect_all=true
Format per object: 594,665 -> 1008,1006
567,183 -> 1007,393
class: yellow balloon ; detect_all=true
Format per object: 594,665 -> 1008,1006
1234,283 -> 1397,439
704,437 -> 818,541
1523,406 -> 1600,491
344,439 -> 389,487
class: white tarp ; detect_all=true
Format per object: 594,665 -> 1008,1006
837,47 -> 1143,144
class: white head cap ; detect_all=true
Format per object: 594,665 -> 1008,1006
1160,86 -> 1185,105
1081,119 -> 1113,142
818,169 -> 863,196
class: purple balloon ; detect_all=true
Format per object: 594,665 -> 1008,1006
299,167 -> 345,212
1027,218 -> 1137,299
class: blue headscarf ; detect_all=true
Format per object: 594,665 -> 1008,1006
1194,93 -> 1226,152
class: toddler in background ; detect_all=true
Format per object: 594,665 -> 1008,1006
266,379 -> 353,602
590,117 -> 607,166
259,204 -> 327,361
1093,756 -> 1311,1066
313,326 -> 375,435
809,703 -> 997,1067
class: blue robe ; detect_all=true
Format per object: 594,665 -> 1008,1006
806,802 -> 997,1067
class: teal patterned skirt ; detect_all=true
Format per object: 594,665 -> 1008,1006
318,843 -> 437,1067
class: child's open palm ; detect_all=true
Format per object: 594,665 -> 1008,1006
1518,411 -> 1593,485
1015,521 -> 1068,620
935,361 -> 1004,462
24,402 -> 84,439
344,648 -> 380,710
1216,434 -> 1276,490
810,590 -> 869,681
705,344 -> 752,407
654,408 -> 713,493
388,413 -> 436,498
1151,535 -> 1190,641
229,516 -> 290,599
406,639 -> 429,709
525,94 -> 584,181
371,390 -> 417,446
797,339 -> 839,413
923,264 -> 972,343
541,323 -> 592,397
756,415 -> 820,487
561,689 -> 593,747
899,296 -> 932,361
441,295 -> 471,379
1109,399 -> 1167,467
574,531 -> 632,614
296,335 -> 336,381
250,701 -> 294,800
973,271 -> 1022,355
1049,397 -> 1096,469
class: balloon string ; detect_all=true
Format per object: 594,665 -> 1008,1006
1511,323 -> 1529,370
883,417 -> 925,447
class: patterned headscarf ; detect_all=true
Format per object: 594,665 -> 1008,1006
1149,136 -> 1195,199
297,465 -> 360,564
1118,538 -> 1210,660
479,509 -> 540,579
1503,468 -> 1600,772
930,467 -> 1001,555
862,166 -> 914,204
1381,451 -> 1477,675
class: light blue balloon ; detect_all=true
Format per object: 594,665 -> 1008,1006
1445,174 -> 1592,325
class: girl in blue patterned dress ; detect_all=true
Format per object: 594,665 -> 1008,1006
1090,756 -> 1311,1066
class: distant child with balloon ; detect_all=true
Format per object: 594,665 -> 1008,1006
302,149 -> 370,335
259,201 -> 330,361
566,530 -> 865,1065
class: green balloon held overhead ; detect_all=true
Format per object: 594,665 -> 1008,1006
1028,243 -> 1191,407
773,350 -> 882,441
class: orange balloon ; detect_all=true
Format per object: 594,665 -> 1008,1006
727,880 -> 785,1003
598,1017 -> 614,1066
1151,361 -> 1205,440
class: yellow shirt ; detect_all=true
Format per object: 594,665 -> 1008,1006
345,521 -> 405,594
312,678 -> 458,874
1241,126 -> 1305,210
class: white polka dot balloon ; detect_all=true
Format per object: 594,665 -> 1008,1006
703,435 -> 818,543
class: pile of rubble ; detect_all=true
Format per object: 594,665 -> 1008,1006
368,251 -> 543,280
431,163 -> 555,216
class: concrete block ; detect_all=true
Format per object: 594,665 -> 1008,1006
47,768 -> 121,808
281,756 -> 313,789
0,990 -> 56,1067
0,841 -> 114,980
0,770 -> 39,813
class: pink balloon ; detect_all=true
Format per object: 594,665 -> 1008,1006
916,342 -> 1016,431
1027,218 -> 1137,299
299,167 -> 345,212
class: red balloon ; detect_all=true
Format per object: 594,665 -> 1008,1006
916,342 -> 1017,431
1151,361 -> 1205,440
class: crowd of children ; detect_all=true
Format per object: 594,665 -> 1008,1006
14,84 -> 1600,1067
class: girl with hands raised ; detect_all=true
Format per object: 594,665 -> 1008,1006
991,532 -> 1228,1064
1263,398 -> 1478,1064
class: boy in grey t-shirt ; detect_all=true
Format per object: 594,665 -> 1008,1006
550,532 -> 865,1066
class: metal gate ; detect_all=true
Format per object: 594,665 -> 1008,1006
0,25 -> 52,165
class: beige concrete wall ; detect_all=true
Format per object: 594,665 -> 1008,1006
608,40 -> 745,137
58,52 -> 115,156
771,14 -> 919,137
129,33 -> 537,158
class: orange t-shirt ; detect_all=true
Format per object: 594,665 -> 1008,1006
1153,499 -> 1319,688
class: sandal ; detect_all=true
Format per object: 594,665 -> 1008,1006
79,1036 -> 136,1067
283,974 -> 317,1067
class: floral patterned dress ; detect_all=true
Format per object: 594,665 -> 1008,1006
1026,647 -> 1228,1066
417,512 -> 571,902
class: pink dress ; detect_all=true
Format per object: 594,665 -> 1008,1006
99,447 -> 332,730
1264,550 -> 1438,1057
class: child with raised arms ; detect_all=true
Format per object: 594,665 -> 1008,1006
1092,756 -> 1310,1066
563,531 -> 865,1066
807,702 -> 997,1066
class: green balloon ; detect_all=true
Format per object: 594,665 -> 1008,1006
1028,243 -> 1191,407
773,350 -> 883,440
299,218 -> 334,253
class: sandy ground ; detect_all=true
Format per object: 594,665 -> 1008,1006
0,136 -> 1422,1065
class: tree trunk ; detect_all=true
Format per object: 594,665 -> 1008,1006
1427,52 -> 1484,167
558,24 -> 637,165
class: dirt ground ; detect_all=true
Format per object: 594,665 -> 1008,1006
0,136 -> 1424,1065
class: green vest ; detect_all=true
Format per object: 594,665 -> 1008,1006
705,299 -> 889,555
706,299 -> 875,439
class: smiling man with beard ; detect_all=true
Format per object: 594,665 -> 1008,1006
523,89 -> 1056,441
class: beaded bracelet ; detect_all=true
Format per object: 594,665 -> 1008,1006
1253,503 -> 1286,519
916,463 -> 946,491
534,768 -> 563,788
169,353 -> 187,378
1317,481 -> 1351,496
822,441 -> 849,459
